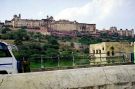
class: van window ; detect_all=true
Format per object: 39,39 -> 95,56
0,43 -> 12,57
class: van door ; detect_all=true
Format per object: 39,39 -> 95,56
0,42 -> 15,74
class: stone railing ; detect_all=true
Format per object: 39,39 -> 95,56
0,65 -> 135,89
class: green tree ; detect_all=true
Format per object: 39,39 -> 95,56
84,48 -> 89,54
34,32 -> 42,42
1,27 -> 11,34
14,39 -> 23,45
14,29 -> 29,45
60,50 -> 72,61
28,32 -> 35,40
0,34 -> 9,39
14,28 -> 29,40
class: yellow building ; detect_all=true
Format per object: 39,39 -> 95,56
89,42 -> 134,64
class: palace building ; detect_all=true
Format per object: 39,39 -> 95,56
4,14 -> 96,35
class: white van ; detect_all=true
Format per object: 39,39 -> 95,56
134,42 -> 135,64
0,41 -> 18,74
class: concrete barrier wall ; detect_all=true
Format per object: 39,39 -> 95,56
0,65 -> 135,89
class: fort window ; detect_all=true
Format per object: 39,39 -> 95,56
132,81 -> 135,86
82,26 -> 86,31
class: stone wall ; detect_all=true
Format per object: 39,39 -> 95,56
50,20 -> 96,32
0,65 -> 135,89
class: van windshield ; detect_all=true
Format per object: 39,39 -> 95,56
0,43 -> 12,57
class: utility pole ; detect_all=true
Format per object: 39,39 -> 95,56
72,52 -> 75,66
58,51 -> 62,68
58,55 -> 60,67
100,52 -> 101,64
41,55 -> 44,68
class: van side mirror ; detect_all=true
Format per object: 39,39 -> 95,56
8,45 -> 18,51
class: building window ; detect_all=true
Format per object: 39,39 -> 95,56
93,50 -> 95,54
112,51 -> 115,56
107,51 -> 110,56
96,50 -> 98,54
102,47 -> 104,50
99,50 -> 101,54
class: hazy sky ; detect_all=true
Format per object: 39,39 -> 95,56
0,0 -> 135,30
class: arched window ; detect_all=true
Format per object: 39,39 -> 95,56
110,46 -> 114,50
